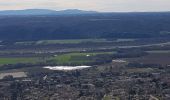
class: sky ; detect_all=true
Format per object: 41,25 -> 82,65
0,0 -> 170,12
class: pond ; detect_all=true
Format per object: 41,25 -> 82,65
44,66 -> 92,71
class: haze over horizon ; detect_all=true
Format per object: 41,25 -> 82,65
0,0 -> 170,12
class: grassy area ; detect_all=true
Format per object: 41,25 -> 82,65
0,57 -> 42,65
15,39 -> 112,45
0,52 -> 115,66
48,52 -> 115,65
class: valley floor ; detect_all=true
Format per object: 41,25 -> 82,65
0,38 -> 170,100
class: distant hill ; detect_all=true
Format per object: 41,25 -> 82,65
54,9 -> 98,15
0,9 -> 98,16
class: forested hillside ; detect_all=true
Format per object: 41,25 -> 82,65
0,12 -> 170,40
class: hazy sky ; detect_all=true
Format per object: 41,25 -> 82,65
0,0 -> 170,12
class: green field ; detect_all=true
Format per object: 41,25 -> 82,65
0,52 -> 115,66
0,57 -> 42,65
48,52 -> 115,65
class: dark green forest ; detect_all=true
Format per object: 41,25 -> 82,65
0,12 -> 170,40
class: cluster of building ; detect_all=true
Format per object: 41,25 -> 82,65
0,62 -> 170,100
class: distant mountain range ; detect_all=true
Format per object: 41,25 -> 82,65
0,9 -> 98,15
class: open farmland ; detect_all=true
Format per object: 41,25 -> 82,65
0,50 -> 116,67
46,52 -> 115,65
0,57 -> 43,65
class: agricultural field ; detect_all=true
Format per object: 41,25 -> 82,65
47,52 -> 115,65
0,57 -> 43,65
0,51 -> 116,66
1,38 -> 170,66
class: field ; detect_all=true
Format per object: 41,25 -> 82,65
0,37 -> 170,67
0,57 -> 42,65
47,52 -> 115,65
1,38 -> 170,66
0,51 -> 116,66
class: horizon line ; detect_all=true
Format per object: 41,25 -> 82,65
0,8 -> 170,13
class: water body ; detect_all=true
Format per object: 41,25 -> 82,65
44,66 -> 91,71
